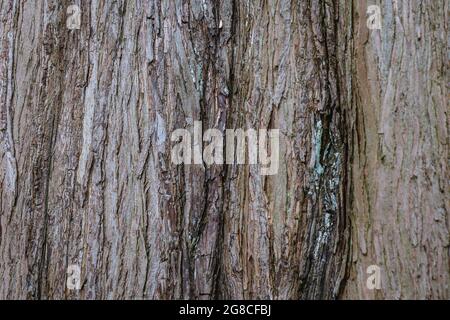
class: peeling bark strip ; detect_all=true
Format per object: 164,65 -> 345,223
0,0 -> 448,300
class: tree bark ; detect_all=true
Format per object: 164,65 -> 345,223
339,0 -> 449,299
0,0 -> 448,300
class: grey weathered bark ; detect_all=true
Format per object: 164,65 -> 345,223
0,0 -> 448,300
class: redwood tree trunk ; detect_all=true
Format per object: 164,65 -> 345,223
0,0 -> 448,300
340,0 -> 449,299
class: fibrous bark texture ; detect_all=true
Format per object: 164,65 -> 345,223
339,0 -> 449,299
0,0 -> 448,300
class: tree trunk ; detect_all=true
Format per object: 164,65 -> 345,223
0,0 -> 447,300
340,0 -> 449,299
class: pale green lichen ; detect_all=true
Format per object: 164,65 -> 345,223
313,120 -> 324,175
309,119 -> 324,196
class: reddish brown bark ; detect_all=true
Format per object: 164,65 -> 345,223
0,0 -> 447,299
